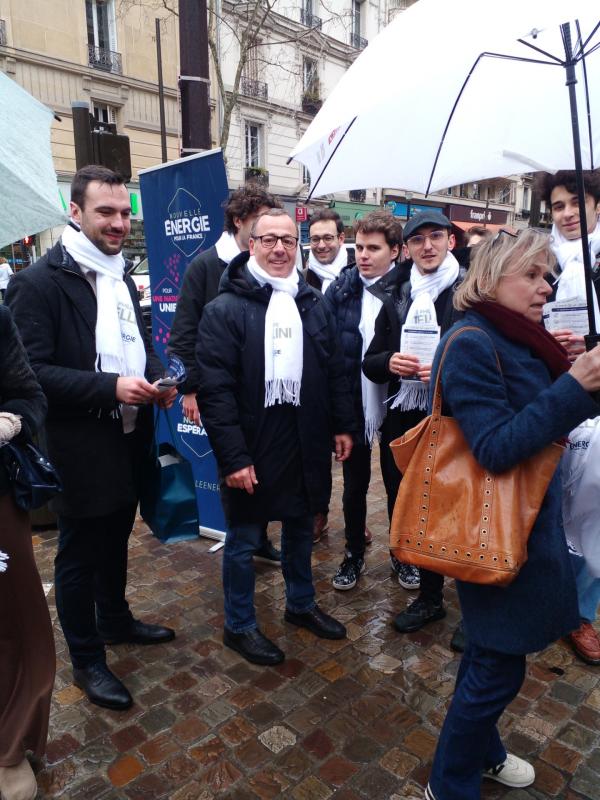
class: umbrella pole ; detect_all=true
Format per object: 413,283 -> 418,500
561,22 -> 599,348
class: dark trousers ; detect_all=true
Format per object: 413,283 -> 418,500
55,504 -> 137,669
429,643 -> 526,799
381,414 -> 445,601
223,515 -> 314,632
342,441 -> 372,559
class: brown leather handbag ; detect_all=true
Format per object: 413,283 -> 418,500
389,326 -> 564,586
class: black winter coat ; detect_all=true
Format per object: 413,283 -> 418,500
323,262 -> 402,440
5,241 -> 163,518
196,252 -> 356,525
362,261 -> 466,440
0,306 -> 47,498
168,245 -> 227,394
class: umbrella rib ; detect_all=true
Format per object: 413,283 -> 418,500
516,38 -> 564,65
578,20 -> 600,58
305,117 -> 357,202
426,50 -> 560,196
577,19 -> 594,171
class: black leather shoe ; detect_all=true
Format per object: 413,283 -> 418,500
394,595 -> 446,633
450,620 -> 467,653
254,538 -> 281,563
102,620 -> 176,645
223,627 -> 285,665
73,662 -> 133,710
284,604 -> 346,640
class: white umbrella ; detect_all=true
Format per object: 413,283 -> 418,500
0,72 -> 66,248
289,0 -> 599,331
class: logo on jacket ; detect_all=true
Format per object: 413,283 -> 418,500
164,188 -> 211,258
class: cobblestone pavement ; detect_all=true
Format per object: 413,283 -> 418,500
31,452 -> 600,800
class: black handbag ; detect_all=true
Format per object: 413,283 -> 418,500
1,441 -> 62,511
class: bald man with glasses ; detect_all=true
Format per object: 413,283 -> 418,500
196,209 -> 356,666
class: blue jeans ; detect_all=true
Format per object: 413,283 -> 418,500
428,643 -> 526,800
223,515 -> 315,633
571,551 -> 600,623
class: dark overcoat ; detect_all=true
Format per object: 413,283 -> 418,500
0,306 -> 47,498
433,311 -> 599,654
323,262 -> 400,440
5,241 -> 163,518
167,245 -> 227,394
196,252 -> 356,525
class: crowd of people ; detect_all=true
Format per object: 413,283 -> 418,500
1,165 -> 600,800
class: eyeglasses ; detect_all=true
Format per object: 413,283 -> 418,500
491,228 -> 519,247
406,230 -> 447,247
253,234 -> 299,250
309,234 -> 337,245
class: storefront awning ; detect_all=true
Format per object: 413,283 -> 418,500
451,221 -> 505,234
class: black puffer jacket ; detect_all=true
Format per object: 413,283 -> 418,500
168,245 -> 228,394
363,262 -> 467,400
0,306 -> 47,498
196,252 -> 356,524
324,262 -> 404,438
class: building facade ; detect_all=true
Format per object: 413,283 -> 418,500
0,0 -> 531,262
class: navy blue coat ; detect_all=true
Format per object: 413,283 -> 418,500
323,263 -> 400,440
433,311 -> 599,654
196,252 -> 356,525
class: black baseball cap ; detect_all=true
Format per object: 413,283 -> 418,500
404,211 -> 452,240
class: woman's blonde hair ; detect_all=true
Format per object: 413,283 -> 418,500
454,228 -> 556,311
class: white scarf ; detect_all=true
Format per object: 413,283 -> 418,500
246,256 -> 303,407
308,246 -> 348,293
215,230 -> 241,264
359,265 -> 393,444
392,251 -> 460,411
551,219 -> 600,331
62,225 -> 146,380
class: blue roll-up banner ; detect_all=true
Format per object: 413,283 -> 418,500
139,149 -> 229,540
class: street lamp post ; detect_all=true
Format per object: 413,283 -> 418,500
405,191 -> 413,220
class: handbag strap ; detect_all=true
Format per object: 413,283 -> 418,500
432,325 -> 501,419
152,408 -> 179,451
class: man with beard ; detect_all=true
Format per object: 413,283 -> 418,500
6,166 -> 177,710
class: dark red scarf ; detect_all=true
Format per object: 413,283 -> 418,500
473,301 -> 571,379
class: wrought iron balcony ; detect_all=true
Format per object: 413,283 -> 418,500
245,167 -> 269,186
300,9 -> 322,29
87,43 -> 123,75
240,77 -> 268,101
350,32 -> 368,50
301,92 -> 322,115
0,19 -> 7,46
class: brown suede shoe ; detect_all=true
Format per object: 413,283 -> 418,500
570,622 -> 600,665
0,759 -> 37,800
313,512 -> 329,544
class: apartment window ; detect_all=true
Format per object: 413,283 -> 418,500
302,164 -> 310,185
245,122 -> 262,168
86,0 -> 121,73
86,0 -> 117,52
352,0 -> 361,37
92,102 -> 117,125
303,58 -> 318,95
523,186 -> 530,208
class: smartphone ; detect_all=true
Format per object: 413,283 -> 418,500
156,377 -> 177,391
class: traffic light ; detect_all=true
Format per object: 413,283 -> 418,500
22,235 -> 33,247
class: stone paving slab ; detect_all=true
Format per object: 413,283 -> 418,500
30,452 -> 600,799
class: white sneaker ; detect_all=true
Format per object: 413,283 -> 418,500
483,753 -> 535,788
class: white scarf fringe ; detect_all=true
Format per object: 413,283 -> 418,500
246,256 -> 303,407
359,266 -> 393,444
391,252 -> 459,412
